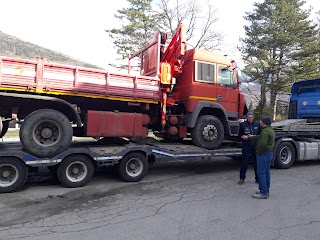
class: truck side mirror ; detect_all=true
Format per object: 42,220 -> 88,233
237,69 -> 246,83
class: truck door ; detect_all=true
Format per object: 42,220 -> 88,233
216,65 -> 239,118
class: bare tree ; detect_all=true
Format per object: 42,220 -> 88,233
156,0 -> 223,51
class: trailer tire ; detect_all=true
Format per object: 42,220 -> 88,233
0,121 -> 9,138
0,158 -> 28,193
57,155 -> 94,188
117,152 -> 148,182
274,142 -> 295,169
191,115 -> 224,150
20,109 -> 73,158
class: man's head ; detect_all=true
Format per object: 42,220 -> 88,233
246,112 -> 254,123
260,116 -> 272,127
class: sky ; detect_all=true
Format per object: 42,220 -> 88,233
0,0 -> 319,70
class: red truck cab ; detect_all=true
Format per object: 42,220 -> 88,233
162,48 -> 246,149
173,49 -> 242,117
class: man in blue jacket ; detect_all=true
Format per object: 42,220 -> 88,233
238,112 -> 261,184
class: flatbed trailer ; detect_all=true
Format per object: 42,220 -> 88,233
2,118 -> 320,193
0,138 -> 242,193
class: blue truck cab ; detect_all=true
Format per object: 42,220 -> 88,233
288,78 -> 320,122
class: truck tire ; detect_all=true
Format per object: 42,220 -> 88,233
0,158 -> 28,193
191,115 -> 224,150
57,155 -> 94,188
117,152 -> 148,182
20,109 -> 73,158
274,142 -> 295,169
0,121 -> 9,138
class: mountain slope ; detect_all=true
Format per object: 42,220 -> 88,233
0,31 -> 101,69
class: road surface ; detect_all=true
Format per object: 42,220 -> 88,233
1,157 -> 320,240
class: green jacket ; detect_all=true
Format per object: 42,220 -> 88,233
249,126 -> 275,154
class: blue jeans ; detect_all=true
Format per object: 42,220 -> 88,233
257,151 -> 273,196
240,145 -> 258,181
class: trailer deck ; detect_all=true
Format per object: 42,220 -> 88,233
0,138 -> 242,167
272,119 -> 320,136
0,138 -> 242,193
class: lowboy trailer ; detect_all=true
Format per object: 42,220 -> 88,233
1,119 -> 320,193
0,138 -> 242,193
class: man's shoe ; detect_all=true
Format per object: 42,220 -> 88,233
238,179 -> 244,185
253,193 -> 268,199
255,190 -> 269,197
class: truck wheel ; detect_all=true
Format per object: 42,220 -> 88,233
274,142 -> 296,169
57,155 -> 94,188
191,115 -> 224,149
0,121 -> 9,138
0,158 -> 28,193
20,109 -> 72,158
117,152 -> 148,182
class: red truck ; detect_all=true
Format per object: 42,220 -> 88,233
0,24 -> 246,158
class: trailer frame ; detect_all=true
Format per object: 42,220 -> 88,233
0,138 -> 242,193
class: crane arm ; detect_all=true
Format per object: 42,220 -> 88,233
160,23 -> 186,78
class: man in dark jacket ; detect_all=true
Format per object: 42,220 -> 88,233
238,112 -> 261,185
243,116 -> 275,199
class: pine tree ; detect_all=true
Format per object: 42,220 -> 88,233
293,10 -> 320,80
240,0 -> 319,116
106,0 -> 161,64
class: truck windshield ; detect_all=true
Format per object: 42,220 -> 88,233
292,79 -> 320,95
298,84 -> 320,93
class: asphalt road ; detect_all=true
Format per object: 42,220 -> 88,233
1,157 -> 320,240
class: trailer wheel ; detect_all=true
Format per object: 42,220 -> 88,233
117,152 -> 148,182
0,158 -> 28,193
191,115 -> 224,149
0,121 -> 9,138
274,142 -> 296,169
57,155 -> 94,188
20,109 -> 73,158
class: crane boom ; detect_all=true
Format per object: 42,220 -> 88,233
161,23 -> 186,78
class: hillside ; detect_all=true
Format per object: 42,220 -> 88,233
0,31 -> 101,69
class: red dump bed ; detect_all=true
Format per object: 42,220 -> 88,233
0,56 -> 160,102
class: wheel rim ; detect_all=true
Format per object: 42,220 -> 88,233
66,161 -> 88,183
279,146 -> 292,164
0,164 -> 19,187
32,120 -> 62,147
202,124 -> 218,142
125,158 -> 143,177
